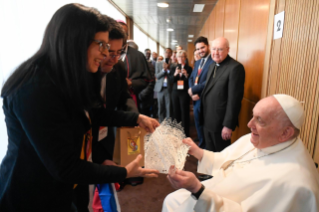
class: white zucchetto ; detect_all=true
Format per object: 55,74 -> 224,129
273,94 -> 305,129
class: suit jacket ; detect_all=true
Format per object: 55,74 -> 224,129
92,61 -> 139,164
139,59 -> 155,110
124,46 -> 151,96
172,64 -> 192,92
154,61 -> 174,92
200,55 -> 245,132
189,54 -> 214,97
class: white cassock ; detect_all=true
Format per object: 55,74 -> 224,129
162,134 -> 319,212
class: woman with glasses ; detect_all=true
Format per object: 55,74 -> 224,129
0,4 -> 158,212
171,50 -> 192,137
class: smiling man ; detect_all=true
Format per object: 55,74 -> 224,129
162,94 -> 319,212
200,37 -> 245,153
188,36 -> 214,149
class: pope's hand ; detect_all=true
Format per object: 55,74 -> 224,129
167,165 -> 202,193
137,114 -> 160,133
125,154 -> 159,178
183,138 -> 204,161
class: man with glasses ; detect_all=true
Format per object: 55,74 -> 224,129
200,37 -> 245,153
93,18 -> 147,167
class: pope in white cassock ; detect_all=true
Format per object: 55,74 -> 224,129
162,94 -> 319,212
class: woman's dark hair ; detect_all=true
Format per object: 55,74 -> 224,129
1,3 -> 109,110
194,36 -> 209,46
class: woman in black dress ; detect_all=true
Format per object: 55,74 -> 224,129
171,50 -> 192,137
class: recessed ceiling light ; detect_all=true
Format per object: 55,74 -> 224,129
157,3 -> 169,8
167,28 -> 174,32
188,40 -> 193,42
166,18 -> 171,23
188,35 -> 194,38
193,4 -> 205,12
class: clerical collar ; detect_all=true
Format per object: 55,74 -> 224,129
215,55 -> 230,66
258,137 -> 297,154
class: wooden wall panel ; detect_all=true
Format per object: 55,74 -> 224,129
232,98 -> 255,143
214,0 -> 225,38
224,0 -> 240,59
264,0 -> 319,163
237,0 -> 270,103
208,9 -> 215,42
187,42 -> 195,68
200,20 -> 209,38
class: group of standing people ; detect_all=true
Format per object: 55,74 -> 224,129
154,48 -> 192,137
154,35 -> 245,156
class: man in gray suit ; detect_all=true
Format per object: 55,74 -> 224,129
154,60 -> 174,122
200,37 -> 245,152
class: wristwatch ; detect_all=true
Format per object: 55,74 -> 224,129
191,184 -> 205,200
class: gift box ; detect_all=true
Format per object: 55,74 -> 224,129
113,127 -> 147,167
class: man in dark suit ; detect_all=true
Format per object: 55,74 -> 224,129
188,36 -> 214,149
144,48 -> 157,118
151,52 -> 158,67
117,21 -> 154,116
200,37 -> 245,152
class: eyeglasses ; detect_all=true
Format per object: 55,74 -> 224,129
92,40 -> 111,52
211,48 -> 225,52
109,51 -> 124,59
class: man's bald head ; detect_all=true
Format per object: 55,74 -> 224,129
211,37 -> 230,64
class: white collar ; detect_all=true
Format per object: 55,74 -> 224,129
257,138 -> 297,154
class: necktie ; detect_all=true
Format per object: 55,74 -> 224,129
199,59 -> 205,69
213,65 -> 217,78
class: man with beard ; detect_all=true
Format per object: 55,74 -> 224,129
188,36 -> 214,149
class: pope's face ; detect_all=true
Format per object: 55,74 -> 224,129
247,97 -> 283,149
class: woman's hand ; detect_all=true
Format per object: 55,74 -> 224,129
125,154 -> 159,178
182,69 -> 188,78
174,67 -> 181,76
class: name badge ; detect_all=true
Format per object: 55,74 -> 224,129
163,76 -> 168,87
177,80 -> 184,90
98,126 -> 108,142
195,76 -> 199,85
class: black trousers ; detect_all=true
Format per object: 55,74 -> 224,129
203,127 -> 231,152
172,90 -> 190,137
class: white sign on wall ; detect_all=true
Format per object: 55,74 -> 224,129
274,11 -> 285,40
